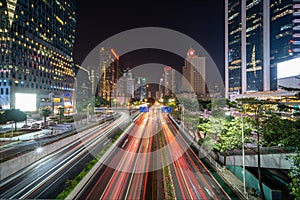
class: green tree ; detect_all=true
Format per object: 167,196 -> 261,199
40,107 -> 52,126
0,111 -> 8,124
3,109 -> 27,131
259,114 -> 300,147
95,96 -> 109,107
214,117 -> 252,165
198,116 -> 227,153
288,151 -> 300,199
57,106 -> 64,123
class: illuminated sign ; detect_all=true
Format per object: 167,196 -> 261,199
15,93 -> 37,111
140,106 -> 149,113
53,98 -> 61,103
277,57 -> 300,79
161,106 -> 172,113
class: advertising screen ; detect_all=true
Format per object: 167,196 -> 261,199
15,93 -> 37,111
277,57 -> 300,79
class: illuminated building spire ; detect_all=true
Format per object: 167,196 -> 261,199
251,45 -> 257,77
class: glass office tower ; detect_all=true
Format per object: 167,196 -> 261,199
225,0 -> 300,97
0,0 -> 76,112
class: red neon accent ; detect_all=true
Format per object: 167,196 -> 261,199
110,48 -> 119,61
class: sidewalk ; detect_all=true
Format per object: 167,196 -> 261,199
0,118 -> 90,142
219,166 -> 260,200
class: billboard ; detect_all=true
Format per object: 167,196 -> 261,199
15,93 -> 37,111
277,57 -> 300,79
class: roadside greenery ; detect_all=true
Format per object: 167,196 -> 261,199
56,129 -> 125,200
159,130 -> 176,200
288,151 -> 300,199
0,109 -> 27,131
199,114 -> 253,165
198,96 -> 300,199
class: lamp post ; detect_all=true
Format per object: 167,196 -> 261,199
11,122 -> 14,138
231,109 -> 247,196
241,112 -> 247,196
179,104 -> 185,130
87,103 -> 91,123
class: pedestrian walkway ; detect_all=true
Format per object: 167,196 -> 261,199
203,154 -> 261,200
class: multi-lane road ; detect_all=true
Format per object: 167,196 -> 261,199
0,112 -> 130,199
74,106 -> 230,199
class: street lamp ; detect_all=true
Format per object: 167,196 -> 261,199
87,103 -> 91,123
179,104 -> 185,130
240,112 -> 247,196
228,109 -> 247,196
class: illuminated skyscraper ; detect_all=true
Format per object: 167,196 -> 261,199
98,47 -> 120,103
225,0 -> 300,98
182,49 -> 206,99
134,77 -> 146,101
0,0 -> 76,112
163,66 -> 176,97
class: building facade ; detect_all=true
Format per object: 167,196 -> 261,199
113,69 -> 134,106
163,66 -> 176,97
97,47 -> 120,103
0,0 -> 76,113
134,77 -> 146,101
225,0 -> 300,98
182,49 -> 206,99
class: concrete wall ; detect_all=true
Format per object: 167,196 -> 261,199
227,165 -> 282,200
218,153 -> 294,169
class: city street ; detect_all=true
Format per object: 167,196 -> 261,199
75,107 -> 230,199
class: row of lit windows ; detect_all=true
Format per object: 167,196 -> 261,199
1,64 -> 74,85
246,23 -> 262,33
272,9 -> 293,21
1,35 -> 73,63
228,12 -> 239,21
0,77 -> 73,90
272,3 -> 290,14
229,65 -> 241,70
247,0 -> 261,10
276,30 -> 292,39
229,27 -> 241,36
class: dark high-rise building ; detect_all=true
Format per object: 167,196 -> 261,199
225,0 -> 300,98
134,77 -> 146,101
0,0 -> 76,113
98,47 -> 120,103
163,66 -> 176,97
270,0 -> 300,90
182,49 -> 206,99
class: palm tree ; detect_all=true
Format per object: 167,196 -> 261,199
40,107 -> 51,126
57,106 -> 64,123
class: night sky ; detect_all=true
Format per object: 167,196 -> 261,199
73,0 -> 225,79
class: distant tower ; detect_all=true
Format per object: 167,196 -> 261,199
98,47 -> 120,103
182,49 -> 206,99
163,66 -> 176,97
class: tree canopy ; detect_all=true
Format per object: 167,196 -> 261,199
0,109 -> 27,130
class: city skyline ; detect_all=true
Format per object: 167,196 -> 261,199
0,1 -> 300,200
73,0 -> 225,77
